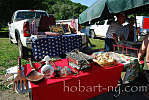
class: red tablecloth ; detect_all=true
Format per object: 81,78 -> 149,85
23,59 -> 124,100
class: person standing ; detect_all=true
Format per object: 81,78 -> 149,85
138,34 -> 149,63
104,13 -> 126,52
122,17 -> 137,42
138,34 -> 149,99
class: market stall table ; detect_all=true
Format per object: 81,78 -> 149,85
113,43 -> 141,83
23,59 -> 124,100
32,34 -> 83,61
116,53 -> 140,83
91,52 -> 140,84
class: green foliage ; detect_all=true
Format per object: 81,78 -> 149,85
0,80 -> 9,91
0,70 -> 6,75
0,0 -> 87,26
45,0 -> 87,20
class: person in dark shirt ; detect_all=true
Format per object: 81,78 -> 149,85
122,17 -> 137,42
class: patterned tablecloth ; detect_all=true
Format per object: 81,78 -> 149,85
32,34 -> 82,61
115,53 -> 139,84
92,52 -> 140,84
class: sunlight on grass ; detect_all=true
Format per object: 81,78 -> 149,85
0,38 -> 27,69
89,38 -> 104,49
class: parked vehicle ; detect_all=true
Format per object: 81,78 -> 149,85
89,20 -> 109,38
81,20 -> 109,39
82,16 -> 149,40
8,10 -> 49,58
8,10 -> 88,59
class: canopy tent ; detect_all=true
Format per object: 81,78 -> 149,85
79,0 -> 149,24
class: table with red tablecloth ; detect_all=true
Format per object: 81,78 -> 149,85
23,59 -> 124,100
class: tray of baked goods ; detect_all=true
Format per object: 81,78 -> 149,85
92,52 -> 117,67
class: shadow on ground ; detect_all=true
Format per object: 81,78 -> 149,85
89,91 -> 148,100
89,73 -> 149,100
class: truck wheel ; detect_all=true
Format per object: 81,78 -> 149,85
18,39 -> 28,59
90,30 -> 95,38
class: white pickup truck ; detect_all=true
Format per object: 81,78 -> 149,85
89,20 -> 109,38
81,20 -> 109,39
8,10 -> 49,58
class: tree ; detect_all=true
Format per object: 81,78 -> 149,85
0,0 -> 87,26
0,0 -> 47,26
46,0 -> 87,20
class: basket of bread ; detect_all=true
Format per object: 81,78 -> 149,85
92,52 -> 116,67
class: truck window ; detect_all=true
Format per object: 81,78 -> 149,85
15,11 -> 48,21
36,12 -> 48,18
16,12 -> 35,19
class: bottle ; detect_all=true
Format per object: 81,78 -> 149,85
41,56 -> 54,78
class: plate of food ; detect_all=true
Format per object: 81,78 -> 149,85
92,52 -> 117,67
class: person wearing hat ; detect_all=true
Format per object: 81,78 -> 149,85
104,13 -> 126,52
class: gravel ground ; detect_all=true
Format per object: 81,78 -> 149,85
0,66 -> 29,100
0,90 -> 29,100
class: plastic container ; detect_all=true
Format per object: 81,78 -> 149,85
41,56 -> 54,78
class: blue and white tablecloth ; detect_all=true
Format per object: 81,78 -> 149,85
32,34 -> 82,60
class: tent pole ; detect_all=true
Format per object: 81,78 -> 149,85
134,14 -> 138,42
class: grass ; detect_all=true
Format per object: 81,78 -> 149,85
0,37 -> 28,90
0,38 -> 18,68
89,38 -> 104,49
0,27 -> 8,32
0,38 -> 28,70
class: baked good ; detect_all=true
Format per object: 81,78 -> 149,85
93,53 -> 116,66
